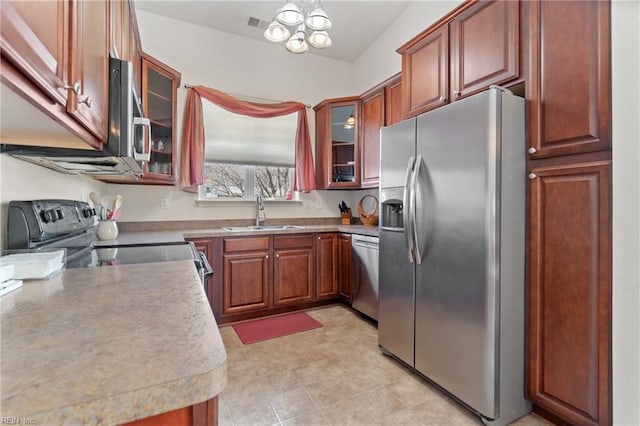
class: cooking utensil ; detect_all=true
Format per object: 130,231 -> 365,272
112,195 -> 123,214
100,196 -> 110,220
89,192 -> 100,206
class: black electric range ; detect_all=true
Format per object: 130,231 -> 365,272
6,200 -> 212,282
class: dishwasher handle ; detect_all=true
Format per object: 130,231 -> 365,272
352,236 -> 379,250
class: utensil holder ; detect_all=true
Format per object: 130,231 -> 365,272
97,220 -> 118,240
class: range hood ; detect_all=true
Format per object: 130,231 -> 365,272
1,58 -> 151,179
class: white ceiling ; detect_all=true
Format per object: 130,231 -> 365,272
134,1 -> 412,62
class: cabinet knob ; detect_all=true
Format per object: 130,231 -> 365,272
528,173 -> 538,180
453,90 -> 461,98
266,254 -> 269,259
63,81 -> 81,95
438,96 -> 445,102
79,96 -> 93,108
275,254 -> 279,258
528,147 -> 537,155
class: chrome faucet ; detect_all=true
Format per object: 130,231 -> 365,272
255,194 -> 266,226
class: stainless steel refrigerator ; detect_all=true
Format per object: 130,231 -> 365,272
378,87 -> 531,425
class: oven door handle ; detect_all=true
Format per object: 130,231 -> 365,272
198,251 -> 213,277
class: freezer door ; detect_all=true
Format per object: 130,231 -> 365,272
414,89 -> 501,417
380,118 -> 416,189
378,228 -> 415,366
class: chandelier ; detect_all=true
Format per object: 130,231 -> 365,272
264,0 -> 333,54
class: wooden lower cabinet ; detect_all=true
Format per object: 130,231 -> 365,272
273,234 -> 314,306
316,233 -> 338,300
338,234 -> 352,302
122,397 -> 217,426
273,248 -> 314,306
209,233 -> 349,323
222,251 -> 269,315
527,155 -> 611,425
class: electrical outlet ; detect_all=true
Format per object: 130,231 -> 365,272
160,198 -> 169,209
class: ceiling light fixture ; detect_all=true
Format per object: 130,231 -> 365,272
265,0 -> 332,54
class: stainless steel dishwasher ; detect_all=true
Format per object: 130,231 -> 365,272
351,234 -> 379,320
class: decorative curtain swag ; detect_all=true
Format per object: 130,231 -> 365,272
179,85 -> 316,193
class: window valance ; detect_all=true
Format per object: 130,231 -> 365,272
179,85 -> 316,193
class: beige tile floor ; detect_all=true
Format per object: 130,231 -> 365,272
217,304 -> 552,426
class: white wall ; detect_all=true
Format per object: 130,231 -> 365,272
612,1 -> 640,424
121,2 -> 461,223
353,1 -> 463,93
0,155 -> 106,248
109,10 -> 360,222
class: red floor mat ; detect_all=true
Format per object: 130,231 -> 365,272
232,312 -> 323,344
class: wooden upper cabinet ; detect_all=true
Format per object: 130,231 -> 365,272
109,0 -> 123,59
314,97 -> 361,189
360,88 -> 384,188
528,158 -> 611,425
314,103 -> 330,189
129,3 -> 143,94
449,0 -> 519,100
527,0 -> 611,158
141,54 -> 181,184
0,0 -> 69,107
0,0 -> 109,147
384,73 -> 403,126
400,26 -> 449,118
67,0 -> 109,141
315,233 -> 338,300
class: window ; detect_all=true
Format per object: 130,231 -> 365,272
200,99 -> 297,200
203,163 -> 292,199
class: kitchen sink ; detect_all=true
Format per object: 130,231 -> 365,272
222,225 -> 304,232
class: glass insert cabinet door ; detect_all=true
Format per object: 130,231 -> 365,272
328,100 -> 359,188
314,96 -> 360,189
141,54 -> 181,184
331,105 -> 356,183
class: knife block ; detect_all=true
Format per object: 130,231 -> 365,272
341,209 -> 352,225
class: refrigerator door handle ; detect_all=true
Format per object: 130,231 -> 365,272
402,157 -> 416,263
412,155 -> 424,264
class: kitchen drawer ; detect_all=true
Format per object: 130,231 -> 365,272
273,234 -> 314,249
223,237 -> 269,253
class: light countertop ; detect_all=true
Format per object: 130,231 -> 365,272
183,224 -> 380,239
0,260 -> 227,425
97,224 -> 379,244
